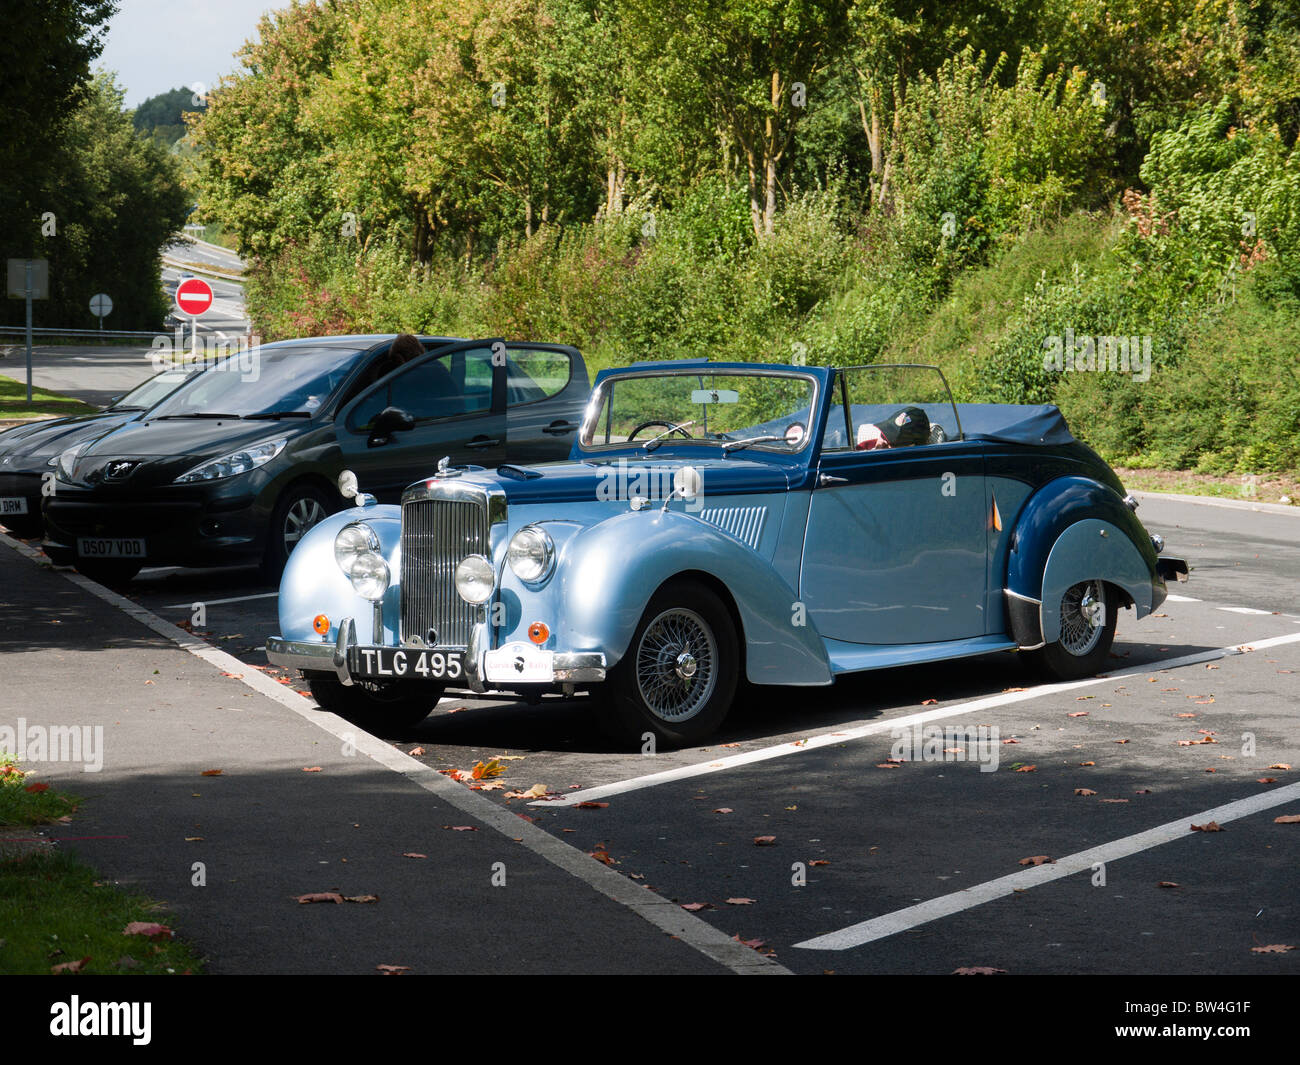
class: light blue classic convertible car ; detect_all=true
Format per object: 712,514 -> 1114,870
266,361 -> 1187,745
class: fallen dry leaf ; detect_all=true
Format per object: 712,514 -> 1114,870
295,893 -> 344,905
1257,778 -> 1277,784
953,966 -> 1007,975
1001,738 -> 1020,745
1018,855 -> 1054,866
809,859 -> 829,866
680,902 -> 712,912
1251,944 -> 1295,954
376,964 -> 411,974
1115,739 -> 1130,744
1074,788 -> 1097,796
753,835 -> 777,846
576,801 -> 609,809
408,746 -> 425,756
713,807 -> 733,814
200,769 -> 222,777
589,848 -> 616,866
1067,712 -> 1089,717
732,935 -> 767,950
443,825 -> 477,832
402,853 -> 426,859
123,922 -> 173,937
51,956 -> 90,974
504,783 -> 549,799
1190,821 -> 1224,832
302,766 -> 323,773
1015,765 -> 1037,773
1157,882 -> 1179,888
921,698 -> 938,705
726,897 -> 756,905
1273,815 -> 1300,824
344,895 -> 379,904
1269,763 -> 1292,771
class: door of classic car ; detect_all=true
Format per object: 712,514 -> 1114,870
336,340 -> 505,502
800,366 -> 988,645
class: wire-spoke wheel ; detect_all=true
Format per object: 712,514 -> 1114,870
604,579 -> 738,748
1030,579 -> 1118,680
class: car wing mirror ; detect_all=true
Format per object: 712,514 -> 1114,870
368,405 -> 415,448
337,468 -> 375,507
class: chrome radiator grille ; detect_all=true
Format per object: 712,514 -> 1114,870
400,498 -> 489,647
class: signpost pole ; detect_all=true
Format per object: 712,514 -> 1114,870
24,260 -> 33,403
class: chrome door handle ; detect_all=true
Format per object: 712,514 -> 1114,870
818,474 -> 848,486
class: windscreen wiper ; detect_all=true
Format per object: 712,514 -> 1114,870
245,411 -> 311,419
154,412 -> 244,419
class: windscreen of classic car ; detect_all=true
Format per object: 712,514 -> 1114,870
147,344 -> 371,419
582,372 -> 817,451
823,364 -> 962,450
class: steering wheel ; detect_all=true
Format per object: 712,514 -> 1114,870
628,420 -> 693,441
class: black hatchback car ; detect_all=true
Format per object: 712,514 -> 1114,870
42,335 -> 588,583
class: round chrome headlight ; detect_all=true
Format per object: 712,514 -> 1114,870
349,551 -> 390,601
334,523 -> 376,575
454,554 -> 495,605
507,525 -> 554,583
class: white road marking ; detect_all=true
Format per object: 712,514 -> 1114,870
794,780 -> 1300,951
543,633 -> 1300,807
1218,606 -> 1274,615
1165,594 -> 1200,602
1,533 -> 785,975
163,591 -> 278,608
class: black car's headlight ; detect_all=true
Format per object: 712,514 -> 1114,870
55,444 -> 85,482
333,522 -> 389,601
174,438 -> 287,483
507,525 -> 555,583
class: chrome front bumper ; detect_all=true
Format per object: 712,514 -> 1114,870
265,616 -> 606,692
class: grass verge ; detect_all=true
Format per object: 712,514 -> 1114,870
0,373 -> 99,420
0,757 -> 203,974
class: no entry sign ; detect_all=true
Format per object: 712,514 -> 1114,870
175,277 -> 214,317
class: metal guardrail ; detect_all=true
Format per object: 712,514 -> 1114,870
0,326 -> 162,340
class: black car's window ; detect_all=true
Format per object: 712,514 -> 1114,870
110,368 -> 197,410
347,347 -> 494,430
822,365 -> 961,452
506,349 -> 571,407
148,345 -> 370,418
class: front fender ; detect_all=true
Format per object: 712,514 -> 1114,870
1004,476 -> 1161,647
522,509 -> 833,685
277,504 -> 402,647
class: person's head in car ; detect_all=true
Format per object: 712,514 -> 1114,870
856,406 -> 931,450
389,333 -> 425,365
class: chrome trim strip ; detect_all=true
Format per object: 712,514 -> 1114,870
1004,589 -> 1042,605
265,637 -> 333,672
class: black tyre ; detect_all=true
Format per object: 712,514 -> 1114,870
603,579 -> 739,748
1028,579 -> 1117,681
74,560 -> 142,587
262,482 -> 333,581
305,672 -> 443,735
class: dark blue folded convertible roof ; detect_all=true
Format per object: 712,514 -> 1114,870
955,404 -> 1075,445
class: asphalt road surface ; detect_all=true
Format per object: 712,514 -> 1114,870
6,489 -> 1294,975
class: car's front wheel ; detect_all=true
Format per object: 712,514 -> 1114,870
1029,579 -> 1117,680
304,672 -> 443,735
262,482 -> 333,581
603,579 -> 739,748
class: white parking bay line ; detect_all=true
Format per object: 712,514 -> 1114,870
163,592 -> 278,609
794,780 -> 1300,951
1165,594 -> 1200,602
1218,606 -> 1275,615
540,632 -> 1300,807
